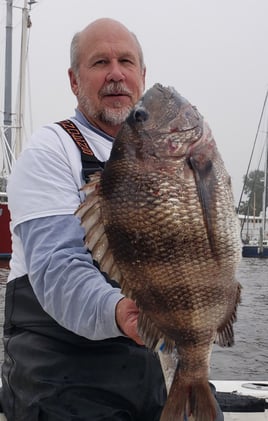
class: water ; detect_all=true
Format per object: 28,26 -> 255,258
0,258 -> 267,380
210,258 -> 268,380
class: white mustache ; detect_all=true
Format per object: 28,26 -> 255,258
100,83 -> 132,96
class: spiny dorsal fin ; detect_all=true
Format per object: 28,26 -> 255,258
75,173 -> 123,285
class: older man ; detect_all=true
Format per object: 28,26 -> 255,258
1,18 -> 166,421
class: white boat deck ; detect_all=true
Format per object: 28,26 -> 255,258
214,380 -> 268,420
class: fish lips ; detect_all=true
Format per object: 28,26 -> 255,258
127,105 -> 149,124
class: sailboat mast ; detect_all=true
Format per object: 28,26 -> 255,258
261,119 -> 268,242
15,0 -> 31,157
3,1 -> 36,162
4,0 -> 13,158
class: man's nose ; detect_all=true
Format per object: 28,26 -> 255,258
106,61 -> 125,82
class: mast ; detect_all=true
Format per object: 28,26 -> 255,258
4,0 -> 13,160
261,122 -> 268,246
258,96 -> 268,255
2,0 -> 36,165
15,0 -> 32,157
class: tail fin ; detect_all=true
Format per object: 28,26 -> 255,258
160,368 -> 217,421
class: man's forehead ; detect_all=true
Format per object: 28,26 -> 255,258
78,21 -> 143,67
82,37 -> 140,62
89,44 -> 139,58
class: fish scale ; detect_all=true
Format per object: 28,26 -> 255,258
76,83 -> 242,421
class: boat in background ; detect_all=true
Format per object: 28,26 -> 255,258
0,202 -> 11,260
242,239 -> 268,258
0,132 -> 12,260
0,0 -> 34,260
239,214 -> 268,257
238,90 -> 268,258
214,380 -> 268,420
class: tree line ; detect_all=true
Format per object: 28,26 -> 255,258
238,169 -> 267,216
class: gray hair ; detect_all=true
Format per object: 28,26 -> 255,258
70,30 -> 145,75
70,32 -> 80,75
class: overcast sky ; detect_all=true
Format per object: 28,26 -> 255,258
1,0 -> 268,205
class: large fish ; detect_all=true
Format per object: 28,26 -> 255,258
76,83 -> 242,421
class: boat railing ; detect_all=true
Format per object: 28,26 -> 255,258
0,126 -> 16,178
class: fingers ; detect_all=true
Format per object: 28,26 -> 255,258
115,297 -> 144,345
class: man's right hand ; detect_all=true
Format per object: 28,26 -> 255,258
115,297 -> 144,345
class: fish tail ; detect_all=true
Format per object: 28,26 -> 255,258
189,381 -> 217,421
160,369 -> 217,421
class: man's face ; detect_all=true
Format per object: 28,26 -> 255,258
69,23 -> 146,136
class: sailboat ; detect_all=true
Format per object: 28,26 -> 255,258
0,0 -> 34,259
0,158 -> 12,259
239,90 -> 268,258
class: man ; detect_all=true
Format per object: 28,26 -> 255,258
1,17 -> 224,421
1,18 -> 166,420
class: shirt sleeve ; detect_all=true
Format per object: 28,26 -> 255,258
16,214 -> 125,340
7,128 -> 83,227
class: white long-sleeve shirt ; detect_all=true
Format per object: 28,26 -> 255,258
7,109 -> 125,340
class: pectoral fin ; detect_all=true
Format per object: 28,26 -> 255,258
188,148 -> 218,256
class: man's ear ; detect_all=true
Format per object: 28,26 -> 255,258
142,67 -> 146,91
68,68 -> 79,96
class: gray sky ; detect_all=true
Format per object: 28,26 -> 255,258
1,0 -> 268,205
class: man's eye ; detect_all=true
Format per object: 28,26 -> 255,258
94,59 -> 107,66
120,58 -> 133,64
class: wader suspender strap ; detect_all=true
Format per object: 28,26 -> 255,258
56,119 -> 104,183
56,120 -> 120,288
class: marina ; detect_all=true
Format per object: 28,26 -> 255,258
238,89 -> 268,258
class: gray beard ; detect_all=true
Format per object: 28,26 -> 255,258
78,92 -> 132,126
99,105 -> 132,126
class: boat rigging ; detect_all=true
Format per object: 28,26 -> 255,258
0,0 -> 37,259
238,89 -> 268,258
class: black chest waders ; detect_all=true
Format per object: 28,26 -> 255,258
0,121 -> 167,421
